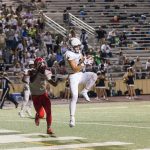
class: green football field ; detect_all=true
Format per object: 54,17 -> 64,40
0,100 -> 150,150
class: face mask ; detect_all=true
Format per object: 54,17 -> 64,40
73,45 -> 81,53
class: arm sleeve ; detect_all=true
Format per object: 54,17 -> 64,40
5,77 -> 12,84
65,51 -> 74,61
45,69 -> 52,80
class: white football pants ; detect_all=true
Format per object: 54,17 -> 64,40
69,72 -> 97,117
20,85 -> 32,113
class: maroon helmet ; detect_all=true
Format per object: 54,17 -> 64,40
34,57 -> 46,73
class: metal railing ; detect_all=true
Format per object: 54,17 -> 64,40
69,13 -> 95,36
34,2 -> 67,37
43,13 -> 67,37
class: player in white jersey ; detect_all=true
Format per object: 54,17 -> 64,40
18,60 -> 34,117
64,37 -> 97,127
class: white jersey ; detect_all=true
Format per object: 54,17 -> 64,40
23,69 -> 30,84
64,50 -> 82,74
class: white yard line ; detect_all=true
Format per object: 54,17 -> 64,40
0,129 -> 20,133
2,119 -> 150,130
137,149 -> 150,150
76,122 -> 150,129
89,106 -> 128,109
0,134 -> 85,144
8,141 -> 132,150
142,105 -> 150,107
53,121 -> 150,130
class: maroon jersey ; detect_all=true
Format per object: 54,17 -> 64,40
29,69 -> 52,95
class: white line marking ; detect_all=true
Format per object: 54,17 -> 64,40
137,149 -> 150,150
54,121 -> 150,130
0,134 -> 85,144
77,122 -> 150,129
8,141 -> 132,150
90,106 -> 128,109
2,119 -> 150,130
0,129 -> 20,133
143,105 -> 150,107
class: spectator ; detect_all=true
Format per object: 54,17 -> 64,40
134,56 -> 143,79
118,51 -> 125,65
145,58 -> 150,71
107,29 -> 117,44
36,0 -> 46,8
43,32 -> 53,55
0,28 -> 6,50
125,67 -> 137,99
13,62 -> 22,76
92,51 -> 101,66
95,26 -> 107,45
134,56 -> 142,72
101,42 -> 112,58
80,29 -> 88,53
68,28 -> 76,39
119,31 -> 127,46
37,14 -> 45,32
79,8 -> 86,20
56,51 -> 63,63
95,71 -> 108,100
63,9 -> 69,26
63,79 -> 70,101
110,15 -> 120,23
123,57 -> 131,71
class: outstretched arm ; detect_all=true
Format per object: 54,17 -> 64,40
48,79 -> 58,87
5,77 -> 15,91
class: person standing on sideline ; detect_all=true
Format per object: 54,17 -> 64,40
125,67 -> 137,100
64,37 -> 97,127
62,79 -> 70,101
29,57 -> 58,135
19,60 -> 34,117
0,72 -> 18,109
95,71 -> 108,100
43,32 -> 53,55
123,68 -> 130,98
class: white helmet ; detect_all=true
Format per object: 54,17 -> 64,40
28,60 -> 34,65
71,38 -> 81,47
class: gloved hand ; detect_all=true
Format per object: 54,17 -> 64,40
84,55 -> 94,65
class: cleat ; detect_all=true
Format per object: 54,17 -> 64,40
18,112 -> 25,118
35,114 -> 40,126
69,116 -> 75,128
81,91 -> 90,102
47,128 -> 55,135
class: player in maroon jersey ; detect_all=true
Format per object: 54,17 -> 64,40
29,57 -> 58,135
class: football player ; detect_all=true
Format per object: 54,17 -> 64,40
29,57 -> 58,135
64,37 -> 97,127
0,72 -> 19,109
19,60 -> 34,118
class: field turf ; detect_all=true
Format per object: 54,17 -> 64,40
0,98 -> 150,150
